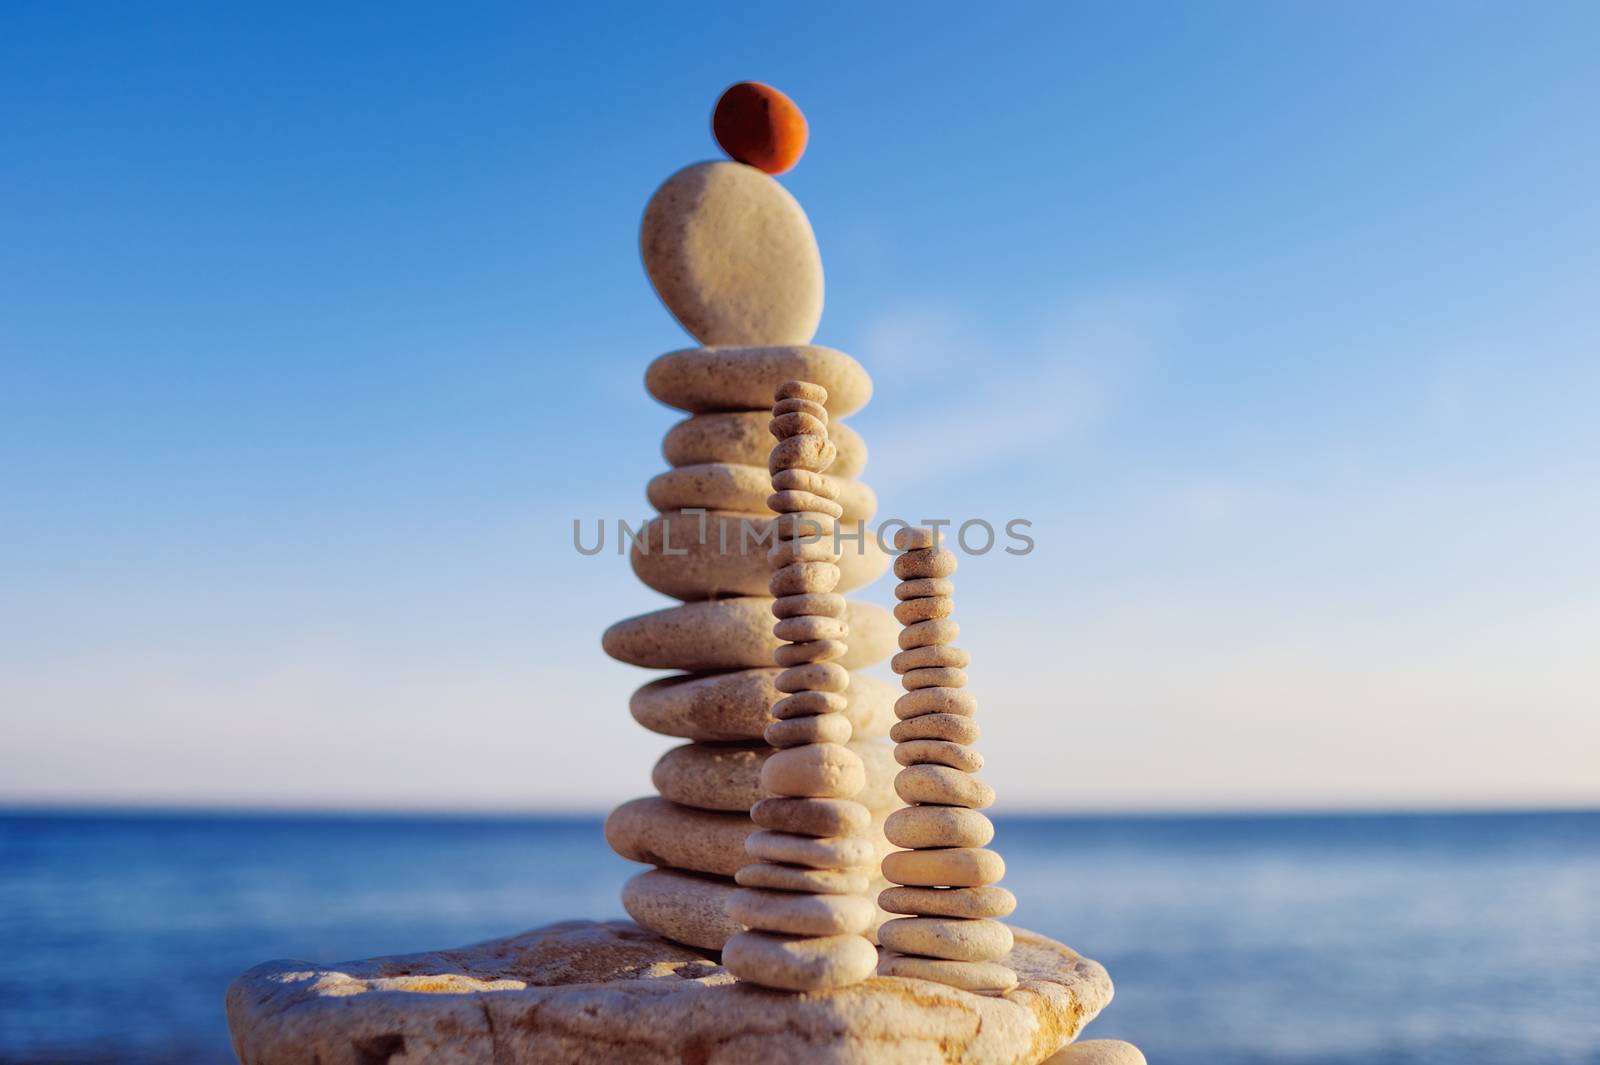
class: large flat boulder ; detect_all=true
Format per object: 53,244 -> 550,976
226,920 -> 1113,1065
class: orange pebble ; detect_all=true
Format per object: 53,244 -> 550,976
712,82 -> 808,175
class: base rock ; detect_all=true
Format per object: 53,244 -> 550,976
227,919 -> 1113,1065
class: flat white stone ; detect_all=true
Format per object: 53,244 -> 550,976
227,920 -> 1114,1065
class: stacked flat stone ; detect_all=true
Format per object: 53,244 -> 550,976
601,133 -> 901,956
721,381 -> 879,991
877,527 -> 1019,994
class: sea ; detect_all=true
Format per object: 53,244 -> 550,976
0,810 -> 1595,1065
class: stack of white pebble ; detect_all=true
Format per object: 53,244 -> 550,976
721,381 -> 881,991
877,528 -> 1019,994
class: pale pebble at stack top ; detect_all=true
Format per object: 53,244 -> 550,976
600,105 -> 901,957
721,382 -> 879,992
877,527 -> 1019,994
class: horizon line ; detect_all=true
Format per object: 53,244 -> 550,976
3,799 -> 1596,822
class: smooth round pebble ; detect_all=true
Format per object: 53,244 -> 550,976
751,797 -> 871,838
890,713 -> 980,745
735,862 -> 869,895
712,82 -> 809,175
664,413 -> 867,478
895,687 -> 978,718
773,639 -> 846,667
775,661 -> 849,694
724,930 -> 879,992
878,916 -> 1014,963
621,868 -> 742,950
630,669 -> 780,741
760,743 -> 865,799
652,743 -> 770,811
768,489 -> 843,518
773,615 -> 847,643
646,345 -> 871,416
898,618 -> 959,650
765,712 -> 852,747
895,739 -> 984,773
646,464 -> 771,515
727,888 -> 875,937
768,434 -> 835,474
769,560 -> 840,596
770,466 -> 837,497
895,764 -> 996,809
630,512 -> 886,600
893,597 -> 954,625
631,668 -> 894,742
892,527 -> 939,550
745,830 -> 876,870
641,165 -> 821,347
881,847 -> 1006,888
771,592 -> 846,619
901,666 -> 969,690
891,644 -> 969,672
774,380 -> 828,403
876,953 -> 1017,994
878,884 -> 1017,920
771,689 -> 848,718
769,410 -> 828,439
605,598 -> 895,671
894,548 -> 958,580
895,577 -> 953,600
768,535 -> 841,567
603,598 -> 778,671
640,741 -> 898,814
772,397 -> 827,421
884,805 -> 995,849
772,593 -> 846,621
604,797 -> 753,877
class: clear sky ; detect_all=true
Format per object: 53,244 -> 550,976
3,2 -> 1596,812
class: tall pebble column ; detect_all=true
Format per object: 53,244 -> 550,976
722,381 -> 879,991
877,527 -> 1019,994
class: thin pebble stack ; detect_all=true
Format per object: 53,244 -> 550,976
723,382 -> 878,991
877,527 -> 1019,994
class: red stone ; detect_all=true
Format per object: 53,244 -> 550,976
713,82 -> 808,175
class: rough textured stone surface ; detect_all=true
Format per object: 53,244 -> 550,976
227,919 -> 1114,1065
646,345 -> 872,416
641,162 -> 822,347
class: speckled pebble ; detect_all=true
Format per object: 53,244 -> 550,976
640,164 -> 822,347
646,345 -> 872,416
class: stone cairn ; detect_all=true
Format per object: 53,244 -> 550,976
721,381 -> 880,990
601,82 -> 902,957
226,81 -> 1151,1065
877,528 -> 1019,994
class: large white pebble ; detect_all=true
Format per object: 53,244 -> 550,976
641,161 -> 823,347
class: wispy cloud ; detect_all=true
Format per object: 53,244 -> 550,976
851,286 -> 1181,484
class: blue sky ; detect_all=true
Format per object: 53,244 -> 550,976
2,2 -> 1596,810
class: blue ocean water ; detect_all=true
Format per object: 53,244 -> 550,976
0,811 -> 1595,1065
